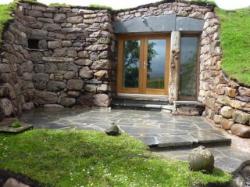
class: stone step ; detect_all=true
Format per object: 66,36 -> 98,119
173,101 -> 205,116
137,133 -> 231,150
112,98 -> 205,115
111,97 -> 171,111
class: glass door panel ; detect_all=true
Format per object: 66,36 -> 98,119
117,35 -> 170,95
123,40 -> 140,88
146,39 -> 166,89
179,36 -> 198,99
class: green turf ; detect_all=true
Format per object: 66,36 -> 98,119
0,4 -> 14,45
0,129 -> 231,187
217,8 -> 250,86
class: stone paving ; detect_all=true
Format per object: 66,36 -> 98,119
20,107 -> 230,148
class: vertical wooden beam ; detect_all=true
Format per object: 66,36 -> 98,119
169,31 -> 180,103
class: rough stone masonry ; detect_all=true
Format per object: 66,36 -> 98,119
0,0 -> 249,138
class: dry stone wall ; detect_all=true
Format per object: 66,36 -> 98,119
0,2 -> 114,118
197,8 -> 250,138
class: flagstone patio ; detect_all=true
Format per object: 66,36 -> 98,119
20,107 -> 230,148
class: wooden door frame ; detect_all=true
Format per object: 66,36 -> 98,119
117,33 -> 170,95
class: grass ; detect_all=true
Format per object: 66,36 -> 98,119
0,129 -> 231,187
89,4 -> 113,10
217,8 -> 250,85
0,4 -> 14,45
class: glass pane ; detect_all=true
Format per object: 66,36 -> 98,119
123,40 -> 140,88
147,39 -> 166,89
179,37 -> 198,98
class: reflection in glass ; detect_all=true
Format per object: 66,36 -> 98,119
123,40 -> 140,88
180,37 -> 198,98
147,39 -> 166,89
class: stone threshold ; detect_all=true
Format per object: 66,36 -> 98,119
115,93 -> 169,102
112,97 -> 205,115
138,135 -> 231,150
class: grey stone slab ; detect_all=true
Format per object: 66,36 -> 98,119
157,136 -> 194,148
176,17 -> 204,31
191,131 -> 231,145
114,14 -> 176,33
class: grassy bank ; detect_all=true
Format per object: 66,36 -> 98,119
217,8 -> 250,85
0,130 -> 231,186
0,4 -> 14,44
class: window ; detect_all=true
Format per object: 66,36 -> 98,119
179,36 -> 199,100
28,39 -> 39,49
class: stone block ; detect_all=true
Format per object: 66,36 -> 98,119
67,16 -> 83,24
221,118 -> 234,130
93,93 -> 110,107
62,40 -> 72,47
33,73 -> 49,90
75,59 -> 92,66
47,81 -> 66,92
22,72 -> 33,81
231,124 -> 250,138
21,61 -> 33,73
67,91 -> 80,97
233,110 -> 250,125
91,60 -> 110,70
48,40 -> 62,49
29,9 -> 43,17
86,44 -> 108,51
220,106 -> 233,118
239,87 -> 250,97
34,90 -> 58,105
79,67 -> 93,79
78,51 -> 89,58
97,84 -> 109,92
67,79 -> 84,91
225,87 -> 236,98
0,64 -> 11,73
94,70 -> 108,79
54,14 -> 66,22
43,23 -> 61,31
213,115 -> 223,124
77,94 -> 94,106
64,71 -> 75,79
59,97 -> 76,107
98,51 -> 108,59
85,84 -> 97,93
44,63 -> 57,73
37,17 -> 53,23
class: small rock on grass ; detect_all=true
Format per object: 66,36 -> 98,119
105,124 -> 121,136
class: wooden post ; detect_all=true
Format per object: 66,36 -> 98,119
169,31 -> 180,103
